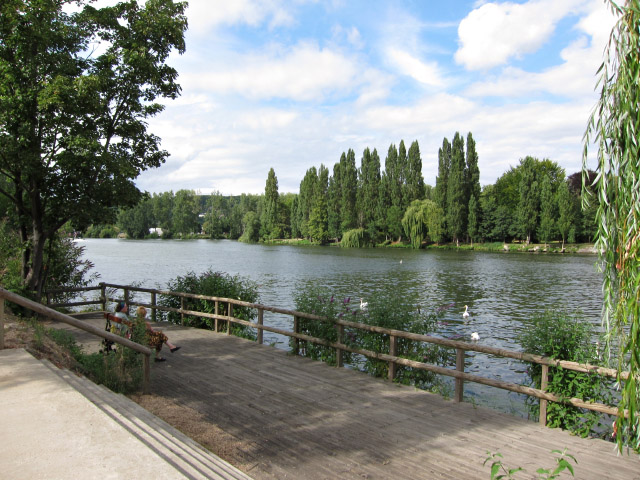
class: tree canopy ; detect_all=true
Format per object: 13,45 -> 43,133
0,0 -> 187,298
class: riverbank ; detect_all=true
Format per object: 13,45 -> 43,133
263,238 -> 597,254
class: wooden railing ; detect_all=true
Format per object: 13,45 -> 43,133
0,287 -> 153,394
44,283 -> 631,425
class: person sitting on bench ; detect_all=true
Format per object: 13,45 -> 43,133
135,306 -> 181,362
113,301 -> 132,335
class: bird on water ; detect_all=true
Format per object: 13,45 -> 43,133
463,305 -> 470,319
471,332 -> 480,341
360,298 -> 368,310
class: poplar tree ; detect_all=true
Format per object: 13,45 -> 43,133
405,140 -> 425,205
446,133 -> 466,244
340,149 -> 358,233
261,168 -> 280,240
434,138 -> 451,238
556,180 -> 574,249
517,156 -> 539,244
357,148 -> 380,235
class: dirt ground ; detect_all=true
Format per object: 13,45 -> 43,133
1,316 -> 257,474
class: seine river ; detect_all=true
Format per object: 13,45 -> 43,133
79,238 -> 604,417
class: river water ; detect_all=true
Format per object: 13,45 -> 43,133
78,238 -> 604,417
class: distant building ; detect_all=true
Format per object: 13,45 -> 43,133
149,227 -> 163,236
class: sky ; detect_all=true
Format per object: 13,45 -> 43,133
131,0 -> 617,196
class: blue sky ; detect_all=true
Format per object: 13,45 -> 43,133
132,0 -> 616,195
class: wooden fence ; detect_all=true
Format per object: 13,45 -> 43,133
0,287 -> 153,393
44,282 -> 631,425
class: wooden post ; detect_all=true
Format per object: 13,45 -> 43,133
257,308 -> 264,344
214,301 -> 219,332
46,291 -> 51,307
151,292 -> 157,322
180,297 -> 185,325
142,354 -> 150,395
0,299 -> 5,350
455,348 -> 465,402
336,324 -> 344,368
124,288 -> 129,305
100,283 -> 106,312
227,303 -> 233,335
293,316 -> 299,355
389,334 -> 397,381
539,364 -> 549,426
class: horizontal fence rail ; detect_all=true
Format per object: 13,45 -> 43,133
1,287 -> 153,394
43,283 -> 634,425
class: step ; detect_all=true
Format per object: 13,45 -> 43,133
39,359 -> 252,480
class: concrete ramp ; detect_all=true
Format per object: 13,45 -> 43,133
0,348 -> 252,480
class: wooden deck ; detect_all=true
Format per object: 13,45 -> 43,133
58,316 -> 640,480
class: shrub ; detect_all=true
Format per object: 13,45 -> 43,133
341,228 -> 368,248
354,293 -> 451,389
518,309 -> 613,438
159,269 -> 259,339
291,287 -> 356,365
292,286 -> 451,389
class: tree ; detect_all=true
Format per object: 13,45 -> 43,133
467,194 -> 479,245
446,133 -> 466,244
357,147 -> 380,238
261,168 -> 281,240
0,0 -> 187,298
434,138 -> 451,233
173,190 -> 199,236
401,199 -> 444,248
517,157 -> 540,244
465,133 -> 481,241
340,149 -> 358,233
556,180 -> 574,249
537,176 -> 555,246
404,140 -> 425,205
583,0 -> 640,450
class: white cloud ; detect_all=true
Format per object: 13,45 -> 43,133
186,0 -> 294,35
455,0 -> 586,70
462,0 -> 614,99
386,48 -> 445,87
189,42 -> 361,101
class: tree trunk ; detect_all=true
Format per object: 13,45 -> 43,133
24,224 -> 47,303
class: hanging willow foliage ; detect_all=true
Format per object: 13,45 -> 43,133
583,0 -> 640,452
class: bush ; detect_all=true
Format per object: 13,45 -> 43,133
292,288 -> 356,365
159,269 -> 259,339
292,286 -> 452,389
518,310 -> 613,438
341,228 -> 368,248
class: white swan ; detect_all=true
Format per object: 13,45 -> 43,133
360,298 -> 368,310
463,305 -> 470,319
471,332 -> 480,341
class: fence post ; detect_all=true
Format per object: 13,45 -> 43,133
100,283 -> 106,312
214,301 -> 219,332
124,288 -> 129,305
0,298 -> 4,350
455,348 -> 465,402
539,364 -> 549,426
227,303 -> 233,335
151,292 -> 157,322
180,297 -> 185,325
293,316 -> 299,355
336,324 -> 344,368
389,334 -> 397,381
257,308 -> 264,344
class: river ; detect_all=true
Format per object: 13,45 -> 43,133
78,238 -> 604,417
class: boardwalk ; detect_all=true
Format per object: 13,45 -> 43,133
60,317 -> 640,479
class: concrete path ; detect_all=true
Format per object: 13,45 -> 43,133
0,348 -> 252,480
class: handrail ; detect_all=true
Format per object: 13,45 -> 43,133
44,283 -> 633,423
0,287 -> 152,394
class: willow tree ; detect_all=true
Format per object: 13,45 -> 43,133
583,0 -> 640,451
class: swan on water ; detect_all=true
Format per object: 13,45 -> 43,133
360,298 -> 368,310
463,305 -> 470,319
471,332 -> 480,341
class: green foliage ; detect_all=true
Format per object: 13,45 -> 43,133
402,199 -> 444,248
159,269 -> 259,339
341,228 -> 367,248
484,449 -> 576,480
46,322 -> 146,394
583,0 -> 640,452
292,286 -> 451,389
353,293 -> 451,388
0,0 -> 188,297
291,288 -> 355,365
518,310 -> 612,437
